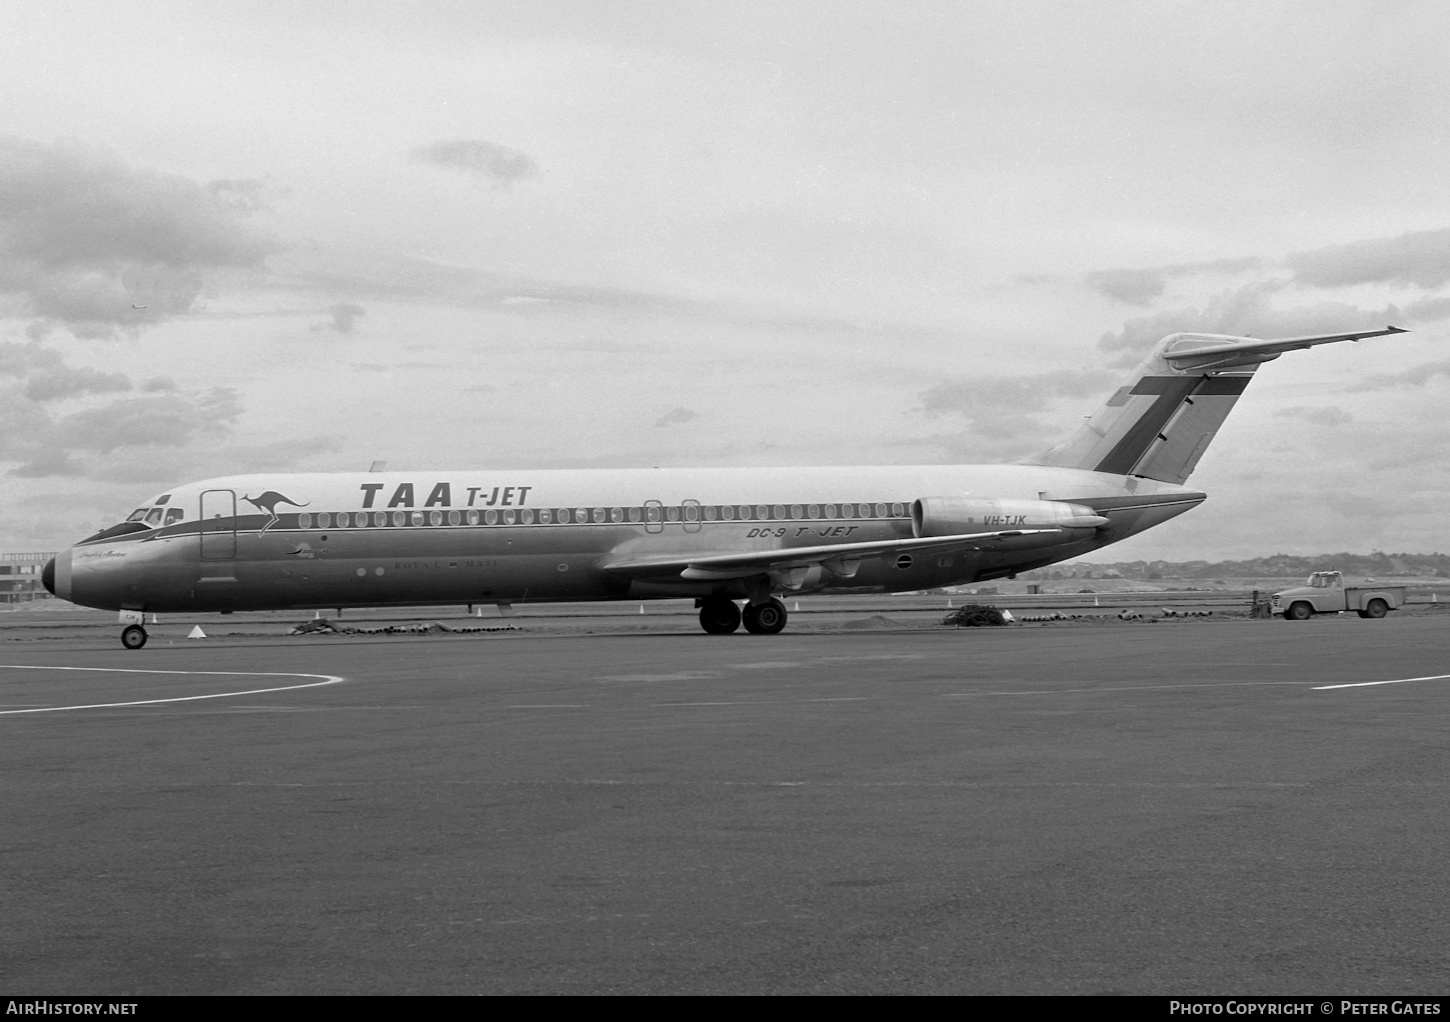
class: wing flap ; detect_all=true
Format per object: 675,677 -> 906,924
601,528 -> 1064,581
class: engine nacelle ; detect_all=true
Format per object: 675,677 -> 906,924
911,496 -> 1108,538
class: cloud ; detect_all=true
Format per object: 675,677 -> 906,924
917,367 -> 1116,457
1085,257 -> 1263,306
1085,268 -> 1166,306
1404,296 -> 1450,323
1,384 -> 241,478
1287,228 -> 1450,289
1096,282 -> 1403,363
655,406 -> 699,427
409,138 -> 541,188
1275,405 -> 1354,428
0,340 -> 132,401
312,302 -> 366,334
23,365 -> 132,402
0,134 -> 279,338
1347,360 -> 1450,393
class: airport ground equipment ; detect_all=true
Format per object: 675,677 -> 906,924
1271,571 -> 1406,620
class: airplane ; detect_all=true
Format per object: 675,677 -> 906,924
42,325 -> 1405,648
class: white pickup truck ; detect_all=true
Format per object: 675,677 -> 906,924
1271,571 -> 1406,620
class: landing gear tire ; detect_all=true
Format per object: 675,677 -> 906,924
1285,602 -> 1312,621
742,598 -> 788,635
699,598 -> 742,635
121,625 -> 148,650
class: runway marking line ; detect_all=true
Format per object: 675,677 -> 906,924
0,665 -> 345,715
1315,673 -> 1450,690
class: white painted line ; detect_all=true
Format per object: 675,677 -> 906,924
0,664 -> 345,715
505,704 -> 590,708
1315,673 -> 1450,690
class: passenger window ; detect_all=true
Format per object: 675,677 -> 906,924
755,505 -> 769,520
891,502 -> 905,517
704,505 -> 717,521
721,505 -> 735,521
824,504 -> 837,519
807,504 -> 820,519
504,509 -> 517,524
429,511 -> 442,526
536,509 -> 550,524
374,512 -> 386,527
521,508 -> 534,524
447,510 -> 461,526
467,510 -> 480,525
875,503 -> 888,518
773,505 -> 786,520
683,505 -> 698,523
610,507 -> 624,523
299,513 -> 313,529
790,504 -> 803,519
485,510 -> 498,525
318,512 -> 332,529
628,507 -> 642,523
593,507 -> 606,523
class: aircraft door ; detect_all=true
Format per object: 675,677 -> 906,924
200,489 -> 237,560
644,500 -> 664,534
682,499 -> 702,534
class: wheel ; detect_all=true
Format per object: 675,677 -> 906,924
121,625 -> 148,650
698,598 -> 742,635
1363,598 -> 1388,619
742,598 -> 788,635
1286,602 -> 1312,621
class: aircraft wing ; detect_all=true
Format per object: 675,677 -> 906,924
601,528 -> 1063,582
1162,326 -> 1406,371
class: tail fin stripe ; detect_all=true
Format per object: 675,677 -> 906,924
1092,378 -> 1197,475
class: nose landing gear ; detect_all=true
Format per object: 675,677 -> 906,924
121,625 -> 148,650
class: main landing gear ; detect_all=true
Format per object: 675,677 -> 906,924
697,597 -> 788,635
121,625 -> 148,649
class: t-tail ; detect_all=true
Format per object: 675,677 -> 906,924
1029,326 -> 1406,484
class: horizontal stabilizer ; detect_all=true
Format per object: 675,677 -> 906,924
1162,326 -> 1406,371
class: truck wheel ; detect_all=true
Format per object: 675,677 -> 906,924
1286,602 -> 1313,621
1363,598 -> 1389,619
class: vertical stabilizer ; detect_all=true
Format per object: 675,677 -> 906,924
1029,327 -> 1404,484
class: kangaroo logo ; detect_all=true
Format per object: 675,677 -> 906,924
242,490 -> 311,536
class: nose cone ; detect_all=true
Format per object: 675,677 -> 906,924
42,556 -> 56,595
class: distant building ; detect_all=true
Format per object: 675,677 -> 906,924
1,552 -> 55,604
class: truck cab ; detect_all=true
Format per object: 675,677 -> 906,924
1271,571 -> 1405,621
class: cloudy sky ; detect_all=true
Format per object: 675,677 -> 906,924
2,0 -> 1448,560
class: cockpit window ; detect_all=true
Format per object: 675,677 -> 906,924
164,507 -> 184,525
126,508 -> 149,522
155,494 -> 171,505
144,508 -> 165,527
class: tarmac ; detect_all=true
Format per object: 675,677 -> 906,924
3,603 -> 1449,994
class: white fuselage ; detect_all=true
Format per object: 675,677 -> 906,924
48,464 -> 1203,614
